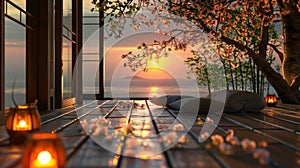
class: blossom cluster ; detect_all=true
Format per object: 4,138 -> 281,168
208,129 -> 270,165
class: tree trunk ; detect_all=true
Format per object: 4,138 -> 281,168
220,36 -> 300,104
282,12 -> 300,85
168,2 -> 300,104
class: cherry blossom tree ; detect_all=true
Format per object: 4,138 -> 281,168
92,0 -> 300,104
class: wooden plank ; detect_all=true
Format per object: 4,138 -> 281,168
0,146 -> 22,168
223,114 -> 281,129
267,144 -> 299,167
120,154 -> 167,168
163,105 -> 230,168
168,150 -> 222,168
242,113 -> 300,132
261,108 -> 300,120
274,103 -> 300,112
190,120 -> 293,168
1,100 -> 300,168
66,139 -> 117,168
116,100 -> 173,167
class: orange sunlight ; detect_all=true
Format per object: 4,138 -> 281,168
135,67 -> 174,79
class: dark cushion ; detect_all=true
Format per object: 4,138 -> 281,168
168,97 -> 225,114
150,95 -> 194,107
208,90 -> 266,113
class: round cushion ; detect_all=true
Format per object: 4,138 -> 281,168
169,97 -> 225,114
208,90 -> 266,113
150,95 -> 194,107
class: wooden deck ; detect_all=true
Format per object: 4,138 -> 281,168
0,100 -> 299,168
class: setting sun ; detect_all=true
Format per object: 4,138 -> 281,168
135,67 -> 174,79
149,60 -> 158,67
150,87 -> 158,93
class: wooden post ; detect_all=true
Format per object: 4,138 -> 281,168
27,0 -> 51,111
72,0 -> 83,105
26,0 -> 38,106
0,0 -> 5,123
55,0 -> 63,108
99,0 -> 105,99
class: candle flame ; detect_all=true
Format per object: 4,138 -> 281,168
19,120 -> 27,128
37,151 -> 52,165
268,99 -> 274,103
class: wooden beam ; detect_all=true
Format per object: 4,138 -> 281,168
26,0 -> 38,106
77,0 -> 83,105
0,0 -> 5,123
36,0 -> 50,111
55,0 -> 63,108
99,0 -> 104,99
72,0 -> 83,105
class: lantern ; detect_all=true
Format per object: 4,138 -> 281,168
5,105 -> 41,144
265,95 -> 277,107
23,133 -> 66,168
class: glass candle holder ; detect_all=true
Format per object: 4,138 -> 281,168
23,133 -> 66,168
6,105 -> 41,144
265,95 -> 277,107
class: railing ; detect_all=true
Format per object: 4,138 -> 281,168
4,0 -> 34,30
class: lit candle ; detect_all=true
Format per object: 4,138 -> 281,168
33,151 -> 58,168
268,99 -> 274,103
15,119 -> 29,130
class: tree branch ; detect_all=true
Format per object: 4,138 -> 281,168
268,43 -> 284,62
290,75 -> 300,91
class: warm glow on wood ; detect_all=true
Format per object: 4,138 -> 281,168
33,150 -> 57,168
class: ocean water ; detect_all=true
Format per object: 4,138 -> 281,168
5,93 -> 26,108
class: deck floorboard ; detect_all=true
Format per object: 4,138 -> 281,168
0,100 -> 299,168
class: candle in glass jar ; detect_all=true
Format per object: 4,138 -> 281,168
32,151 -> 58,168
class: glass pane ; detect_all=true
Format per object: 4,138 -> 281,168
83,1 -> 98,16
6,0 -> 26,25
82,26 -> 99,55
82,2 -> 100,95
4,18 -> 26,107
62,38 -> 72,99
63,0 -> 72,29
83,61 -> 99,94
8,0 -> 26,9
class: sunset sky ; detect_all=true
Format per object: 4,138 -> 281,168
3,0 -> 202,105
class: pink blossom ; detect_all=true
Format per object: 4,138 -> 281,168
211,134 -> 224,145
226,135 -> 240,146
199,132 -> 209,141
173,123 -> 184,131
219,143 -> 234,155
253,148 -> 270,165
241,139 -> 257,153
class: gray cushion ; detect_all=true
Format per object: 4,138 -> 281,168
208,90 -> 266,113
150,95 -> 194,107
169,97 -> 225,114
